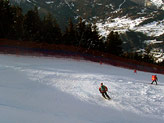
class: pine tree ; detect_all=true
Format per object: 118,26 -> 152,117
8,6 -> 24,40
51,18 -> 62,44
23,7 -> 41,41
76,17 -> 87,47
87,24 -> 103,51
63,18 -> 77,45
40,13 -> 62,44
105,31 -> 123,56
0,0 -> 12,38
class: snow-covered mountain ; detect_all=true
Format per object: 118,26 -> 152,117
131,0 -> 164,9
149,0 -> 164,9
10,0 -> 164,35
10,0 -> 164,55
12,0 -> 164,10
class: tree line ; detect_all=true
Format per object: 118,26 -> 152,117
1,0 -> 161,65
0,0 -> 123,56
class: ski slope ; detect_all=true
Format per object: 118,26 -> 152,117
0,54 -> 164,123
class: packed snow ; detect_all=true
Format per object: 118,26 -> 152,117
0,54 -> 164,123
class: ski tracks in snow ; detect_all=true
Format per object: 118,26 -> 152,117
6,59 -> 164,120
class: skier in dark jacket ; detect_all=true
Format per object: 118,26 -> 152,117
99,83 -> 111,99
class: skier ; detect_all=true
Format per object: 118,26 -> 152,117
99,83 -> 111,99
151,75 -> 158,85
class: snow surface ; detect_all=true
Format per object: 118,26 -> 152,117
0,54 -> 164,123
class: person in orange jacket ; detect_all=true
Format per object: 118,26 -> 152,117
151,75 -> 158,85
99,83 -> 111,99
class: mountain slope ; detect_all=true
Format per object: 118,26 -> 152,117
10,0 -> 164,34
0,54 -> 164,122
10,0 -> 139,27
10,0 -> 164,54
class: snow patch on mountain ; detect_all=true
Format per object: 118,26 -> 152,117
27,0 -> 32,3
96,16 -> 164,37
45,1 -> 54,4
134,19 -> 164,37
145,39 -> 163,45
96,16 -> 147,37
151,0 -> 164,9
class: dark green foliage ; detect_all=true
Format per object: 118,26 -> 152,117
40,13 -> 62,44
63,18 -> 103,50
23,7 -> 41,41
105,31 -> 123,56
0,0 -> 12,38
75,18 -> 103,50
8,6 -> 24,40
0,0 -> 24,39
120,31 -> 150,52
123,52 -> 154,64
87,24 -> 103,51
63,19 -> 77,45
75,17 -> 87,47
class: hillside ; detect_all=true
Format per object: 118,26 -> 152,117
10,0 -> 137,26
0,54 -> 164,123
10,0 -> 164,41
9,0 -> 164,60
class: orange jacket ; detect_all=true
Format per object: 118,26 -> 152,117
152,75 -> 157,81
